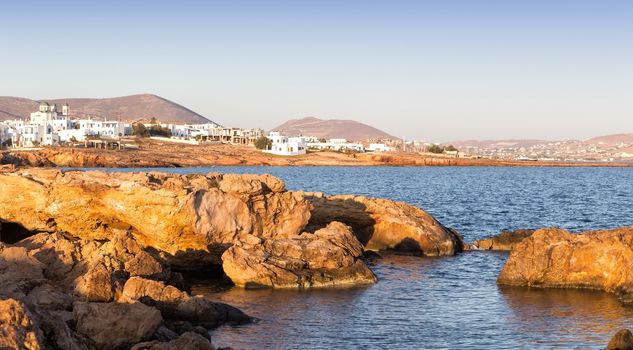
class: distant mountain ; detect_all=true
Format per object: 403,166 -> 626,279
585,133 -> 633,145
0,94 -> 216,124
271,117 -> 395,141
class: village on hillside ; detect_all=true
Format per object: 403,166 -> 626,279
0,101 -> 459,157
4,101 -> 631,162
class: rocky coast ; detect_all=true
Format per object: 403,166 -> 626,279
0,168 -> 465,349
1,166 -> 632,349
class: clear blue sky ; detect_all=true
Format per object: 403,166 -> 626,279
1,0 -> 632,141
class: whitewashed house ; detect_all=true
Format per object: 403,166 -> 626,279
5,102 -> 131,147
263,132 -> 307,156
307,138 -> 365,152
367,143 -> 395,152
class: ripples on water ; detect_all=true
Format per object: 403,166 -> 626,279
97,166 -> 633,349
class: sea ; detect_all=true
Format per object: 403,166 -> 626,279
95,166 -> 633,349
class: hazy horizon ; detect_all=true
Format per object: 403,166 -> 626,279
2,1 -> 632,141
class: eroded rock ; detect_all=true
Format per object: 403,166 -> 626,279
0,169 -> 311,267
0,298 -> 45,350
73,301 -> 163,348
497,227 -> 633,303
222,222 -> 377,288
306,194 -> 464,256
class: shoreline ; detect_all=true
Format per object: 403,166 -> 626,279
2,139 -> 633,168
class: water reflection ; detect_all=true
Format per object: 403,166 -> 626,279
498,285 -> 633,347
199,253 -> 633,349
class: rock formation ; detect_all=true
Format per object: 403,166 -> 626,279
0,169 -> 311,268
470,229 -> 535,251
306,193 -> 464,256
0,229 -> 249,349
73,301 -> 163,347
497,227 -> 633,303
0,298 -> 45,350
607,329 -> 633,350
222,222 -> 377,288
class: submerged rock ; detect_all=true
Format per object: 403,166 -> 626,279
607,329 -> 633,350
497,227 -> 633,303
306,194 -> 464,256
222,222 -> 377,288
470,229 -> 535,251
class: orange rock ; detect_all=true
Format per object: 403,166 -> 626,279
222,222 -> 377,288
0,169 -> 311,268
497,227 -> 633,302
306,194 -> 464,256
0,298 -> 45,350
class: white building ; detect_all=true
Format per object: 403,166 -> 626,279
367,143 -> 395,152
4,102 -> 131,147
307,138 -> 365,152
263,132 -> 307,156
144,122 -> 263,145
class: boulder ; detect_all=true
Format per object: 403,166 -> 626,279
470,229 -> 535,251
0,245 -> 45,298
0,169 -> 311,267
306,194 -> 464,256
497,227 -> 633,303
73,301 -> 163,348
121,277 -> 250,327
14,232 -> 173,302
222,222 -> 378,288
0,298 -> 45,350
131,332 -> 215,350
607,329 -> 633,350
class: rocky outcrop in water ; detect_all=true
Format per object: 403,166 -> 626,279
497,227 -> 633,303
306,194 -> 464,256
222,222 -> 377,288
0,169 -> 311,268
470,229 -> 535,251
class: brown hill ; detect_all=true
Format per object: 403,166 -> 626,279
0,94 -> 216,124
585,133 -> 633,145
272,117 -> 395,141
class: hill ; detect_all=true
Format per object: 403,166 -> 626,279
585,133 -> 633,145
271,117 -> 395,141
0,94 -> 216,124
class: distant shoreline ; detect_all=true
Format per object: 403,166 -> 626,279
2,139 -> 633,169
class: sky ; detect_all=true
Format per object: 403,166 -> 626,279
1,0 -> 632,142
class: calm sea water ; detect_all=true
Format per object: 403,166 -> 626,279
96,166 -> 633,349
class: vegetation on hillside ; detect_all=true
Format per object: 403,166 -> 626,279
427,144 -> 458,154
